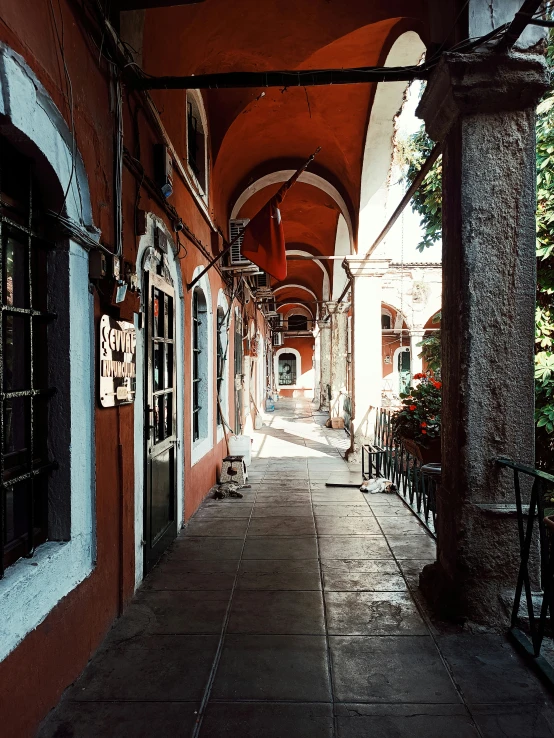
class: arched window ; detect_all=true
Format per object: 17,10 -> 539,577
278,353 -> 297,386
288,314 -> 308,331
216,306 -> 226,426
192,287 -> 208,442
381,311 -> 392,330
0,136 -> 55,573
187,91 -> 208,196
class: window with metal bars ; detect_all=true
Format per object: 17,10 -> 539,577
192,287 -> 209,442
187,94 -> 207,194
278,353 -> 297,386
216,307 -> 225,426
0,137 -> 57,577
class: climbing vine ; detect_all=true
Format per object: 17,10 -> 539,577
401,39 -> 554,468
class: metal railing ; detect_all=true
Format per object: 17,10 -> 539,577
498,457 -> 554,680
373,408 -> 439,537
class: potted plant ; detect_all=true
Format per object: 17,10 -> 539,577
391,372 -> 441,464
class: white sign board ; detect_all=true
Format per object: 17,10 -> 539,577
99,314 -> 136,407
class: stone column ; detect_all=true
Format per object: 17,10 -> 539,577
348,258 -> 390,447
409,329 -> 425,377
417,51 -> 548,623
318,318 -> 331,410
329,302 -> 349,419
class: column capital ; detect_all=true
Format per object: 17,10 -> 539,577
418,51 -> 549,142
345,257 -> 391,279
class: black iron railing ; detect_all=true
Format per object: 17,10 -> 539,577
498,457 -> 554,682
373,408 -> 439,537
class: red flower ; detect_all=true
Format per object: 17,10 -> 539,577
409,405 -> 417,411
421,429 -> 427,434
431,380 -> 442,389
420,422 -> 427,428
413,373 -> 425,380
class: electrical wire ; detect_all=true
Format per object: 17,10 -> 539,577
48,0 -> 78,220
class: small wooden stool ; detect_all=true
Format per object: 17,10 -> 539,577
220,455 -> 248,486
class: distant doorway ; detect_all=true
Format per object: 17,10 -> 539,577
278,352 -> 297,386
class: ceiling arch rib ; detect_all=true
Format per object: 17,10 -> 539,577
274,284 -> 319,302
231,171 -> 354,249
286,249 -> 330,301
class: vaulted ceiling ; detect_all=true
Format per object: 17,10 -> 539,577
139,0 -> 429,308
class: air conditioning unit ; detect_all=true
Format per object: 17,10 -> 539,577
265,299 -> 279,317
226,218 -> 260,272
253,271 -> 272,296
273,332 -> 284,347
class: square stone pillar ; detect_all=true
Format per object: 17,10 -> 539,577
317,318 -> 331,410
417,51 -> 548,623
347,258 -> 390,447
328,302 -> 349,419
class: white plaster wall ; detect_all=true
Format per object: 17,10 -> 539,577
0,44 -> 95,662
134,215 -> 185,590
332,215 -> 351,299
358,32 -> 426,252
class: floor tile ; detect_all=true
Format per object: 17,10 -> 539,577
212,635 -> 332,701
197,503 -> 254,517
318,535 -> 392,560
315,516 -> 381,535
228,590 -> 325,634
322,560 -> 407,592
243,536 -> 318,560
329,635 -> 461,703
142,567 -> 236,591
377,515 -> 430,535
167,537 -> 244,560
397,559 -> 434,590
312,504 -> 374,517
385,534 -> 436,560
436,634 -> 553,705
38,701 -> 199,738
237,559 -> 321,590
248,516 -> 316,536
68,635 -> 218,702
335,703 -> 477,738
252,503 -> 313,517
470,703 -> 554,737
312,493 -> 367,505
185,518 -> 250,537
105,590 -> 230,636
200,702 -> 334,738
325,591 -> 427,635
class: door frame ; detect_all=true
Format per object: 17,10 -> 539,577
133,215 -> 184,590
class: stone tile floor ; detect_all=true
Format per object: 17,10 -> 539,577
39,399 -> 554,737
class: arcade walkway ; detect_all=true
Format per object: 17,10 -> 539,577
39,400 -> 554,737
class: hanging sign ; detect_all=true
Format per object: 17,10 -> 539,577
99,314 -> 136,407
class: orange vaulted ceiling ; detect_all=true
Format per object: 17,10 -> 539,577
141,0 -> 427,231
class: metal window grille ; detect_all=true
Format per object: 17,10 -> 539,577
0,137 -> 56,577
192,288 -> 202,441
278,354 -> 296,386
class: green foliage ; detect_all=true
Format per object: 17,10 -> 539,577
392,374 -> 442,448
417,311 -> 441,373
403,129 -> 442,252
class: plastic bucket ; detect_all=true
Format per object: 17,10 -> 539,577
228,435 -> 252,466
